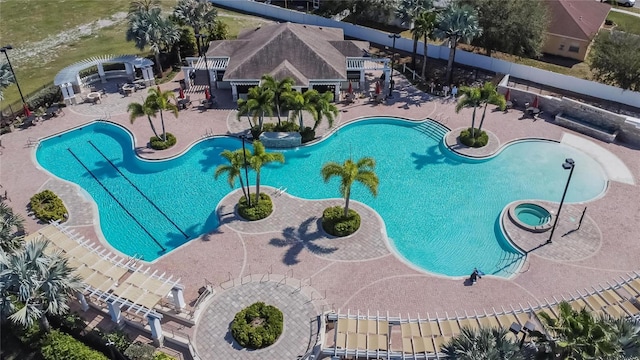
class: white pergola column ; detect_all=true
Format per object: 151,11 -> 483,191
208,69 -> 215,89
171,286 -> 186,312
183,68 -> 192,90
107,300 -> 123,325
384,68 -> 391,91
232,85 -> 238,101
333,82 -> 340,103
76,292 -> 89,311
147,313 -> 164,346
125,63 -> 134,81
359,70 -> 365,90
67,83 -> 77,105
142,66 -> 154,86
97,63 -> 106,83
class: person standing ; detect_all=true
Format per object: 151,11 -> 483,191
443,84 -> 450,97
451,85 -> 458,98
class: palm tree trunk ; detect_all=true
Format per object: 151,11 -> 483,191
238,172 -> 248,202
446,36 -> 457,85
256,170 -> 261,198
275,99 -> 282,126
298,112 -> 304,130
159,110 -> 167,142
421,35 -> 428,79
154,52 -> 163,78
344,189 -> 351,217
478,103 -> 489,132
259,112 -> 264,131
411,34 -> 419,71
40,314 -> 51,333
471,106 -> 477,138
146,116 -> 160,138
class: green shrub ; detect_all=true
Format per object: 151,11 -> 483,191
153,352 -> 177,360
274,121 -> 299,132
300,126 -> 315,143
251,122 -> 300,140
237,193 -> 273,221
104,330 -> 132,353
321,206 -> 361,237
41,330 -> 108,360
50,312 -> 85,337
26,84 -> 62,113
149,133 -> 176,150
231,302 -> 283,349
124,342 -> 155,360
459,127 -> 489,148
30,190 -> 68,223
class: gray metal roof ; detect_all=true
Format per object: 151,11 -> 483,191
54,55 -> 153,85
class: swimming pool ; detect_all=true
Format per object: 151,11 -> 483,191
36,119 -> 607,276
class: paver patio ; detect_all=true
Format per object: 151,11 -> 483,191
1,70 -> 639,357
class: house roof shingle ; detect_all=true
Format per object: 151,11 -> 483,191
206,23 -> 370,86
546,0 -> 611,41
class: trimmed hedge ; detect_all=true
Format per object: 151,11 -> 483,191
124,342 -> 155,360
41,330 -> 108,360
321,206 -> 361,237
251,121 -> 300,139
238,193 -> 273,221
231,302 -> 283,349
30,190 -> 68,223
300,126 -> 315,143
150,133 -> 176,150
459,127 -> 489,148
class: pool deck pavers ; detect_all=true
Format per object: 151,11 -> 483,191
1,71 -> 639,358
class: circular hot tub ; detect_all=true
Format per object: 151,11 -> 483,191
508,202 -> 553,232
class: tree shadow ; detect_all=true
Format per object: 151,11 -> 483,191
269,217 -> 338,265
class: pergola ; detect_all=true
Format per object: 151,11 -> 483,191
54,55 -> 154,105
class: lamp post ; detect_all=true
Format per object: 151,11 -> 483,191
195,34 -> 213,96
509,321 -> 536,349
1,45 -> 28,112
546,158 -> 575,244
388,33 -> 401,98
240,134 -> 251,206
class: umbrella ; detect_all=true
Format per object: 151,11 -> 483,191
375,81 -> 381,95
179,87 -> 185,99
532,96 -> 539,109
504,89 -> 510,102
23,104 -> 31,117
205,88 -> 211,100
348,81 -> 353,94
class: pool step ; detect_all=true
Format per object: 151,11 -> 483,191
414,121 -> 449,141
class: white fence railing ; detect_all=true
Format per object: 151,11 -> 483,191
211,0 -> 640,108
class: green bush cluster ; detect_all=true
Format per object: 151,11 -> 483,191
154,352 -> 177,360
26,85 -> 63,114
238,193 -> 273,221
30,190 -> 68,223
251,122 -> 301,139
124,342 -> 155,360
231,302 -> 283,349
300,127 -> 316,143
149,133 -> 177,150
459,127 -> 489,148
41,330 -> 108,360
321,206 -> 361,237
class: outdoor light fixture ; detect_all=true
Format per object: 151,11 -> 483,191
388,33 -> 401,98
1,45 -> 28,111
510,320 -> 536,349
547,158 -> 575,244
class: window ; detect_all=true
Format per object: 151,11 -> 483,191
568,45 -> 580,53
559,44 -> 565,50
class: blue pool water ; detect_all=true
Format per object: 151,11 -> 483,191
36,119 -> 607,276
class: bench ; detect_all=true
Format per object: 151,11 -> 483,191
554,113 -> 619,143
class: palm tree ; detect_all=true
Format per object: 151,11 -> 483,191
321,157 -> 379,218
411,10 -> 437,79
260,75 -> 294,126
442,326 -> 524,360
249,141 -> 284,199
477,82 -> 506,132
282,90 -> 317,130
434,5 -> 482,84
147,87 -> 179,142
0,237 -> 83,331
309,91 -> 339,131
537,301 -> 620,359
454,85 -> 482,137
127,8 -> 180,76
0,62 -> 16,101
246,85 -> 274,131
396,0 -> 434,71
215,149 -> 250,202
236,98 -> 254,128
127,97 -> 160,139
173,0 -> 217,56
604,315 -> 640,357
0,203 -> 25,253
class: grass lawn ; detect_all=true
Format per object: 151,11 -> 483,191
607,11 -> 640,35
0,0 -> 270,109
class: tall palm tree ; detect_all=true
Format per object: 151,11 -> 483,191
215,149 -> 250,202
477,82 -> 506,132
282,89 -> 318,130
321,157 -> 379,218
249,141 -> 285,199
396,0 -> 434,71
173,0 -> 217,56
127,97 -> 160,139
236,98 -> 254,129
147,87 -> 179,142
260,75 -> 294,126
0,237 -> 83,331
442,326 -> 524,360
246,85 -> 274,131
127,8 -> 180,76
434,5 -> 482,84
309,91 -> 339,131
128,0 -> 160,15
0,63 -> 16,101
411,10 -> 437,79
604,315 -> 640,357
454,85 -> 482,137
0,203 -> 25,253
537,301 -> 620,359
